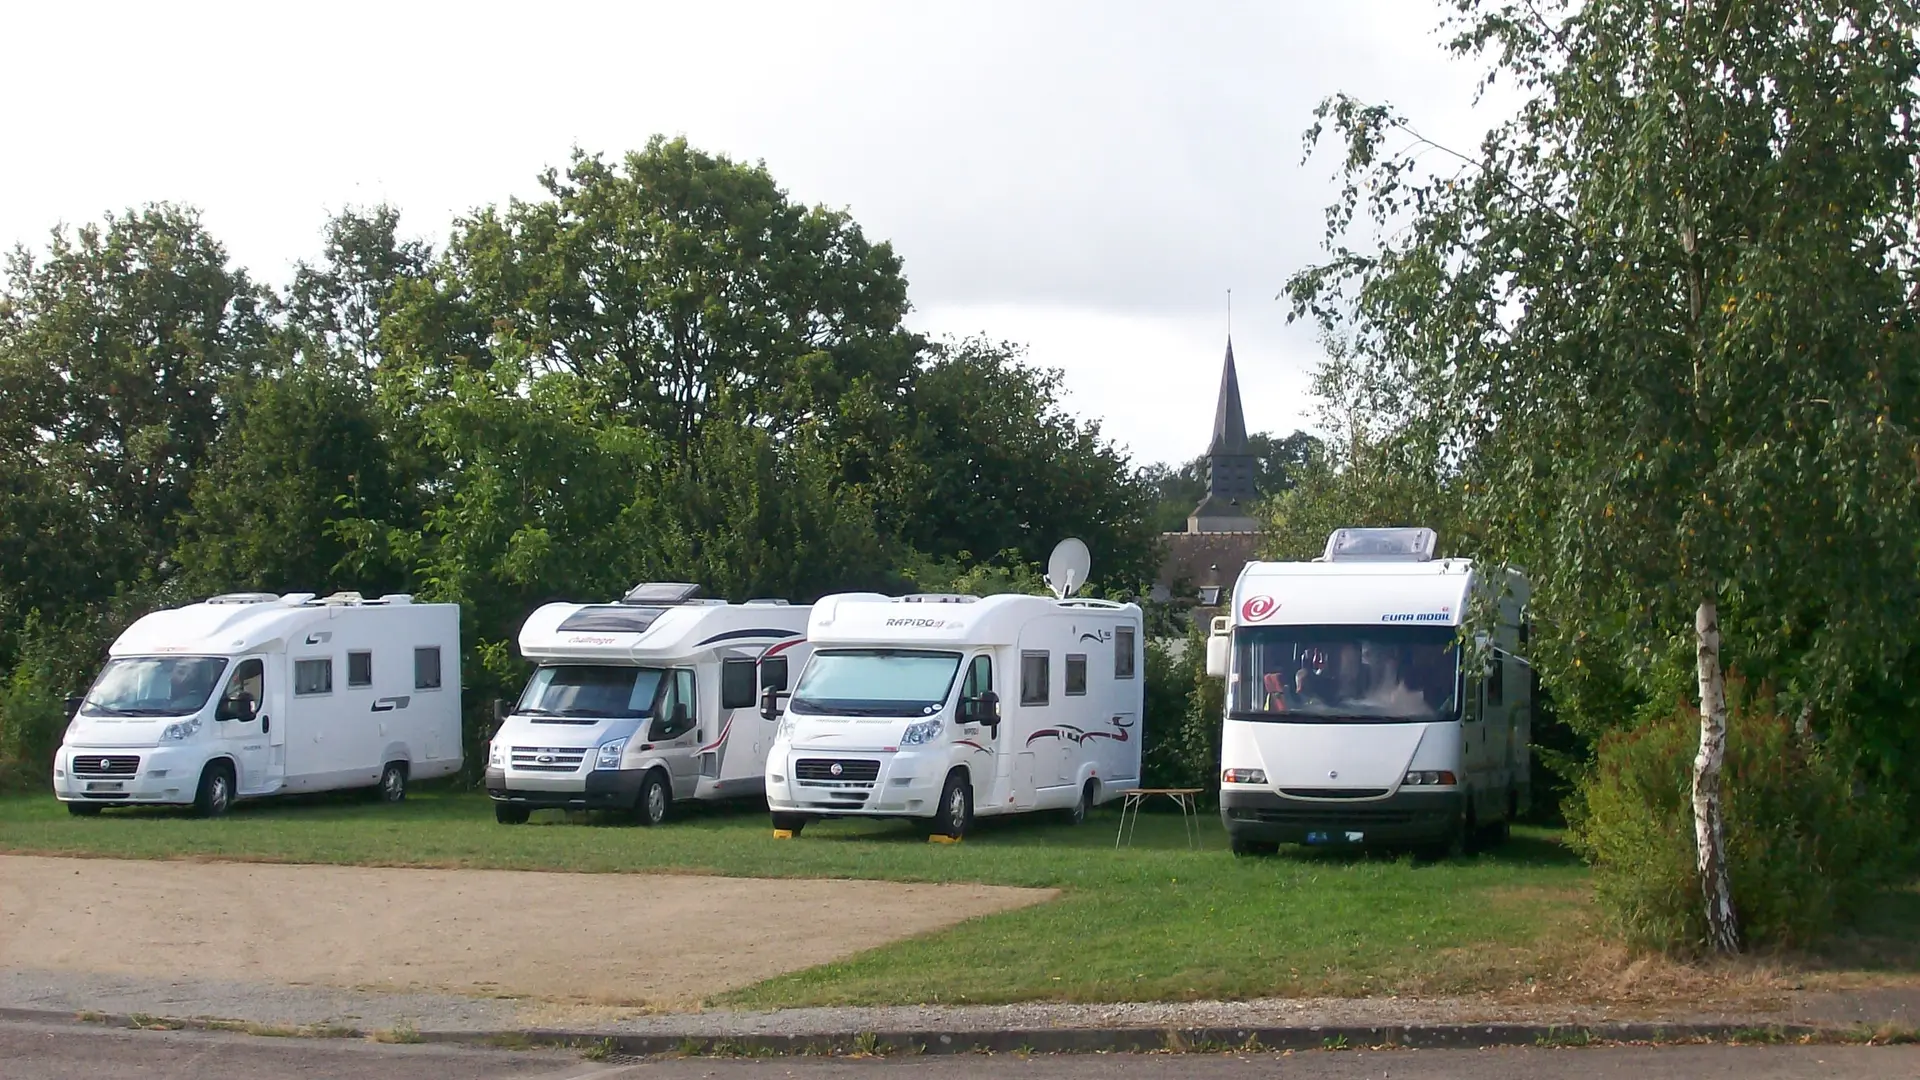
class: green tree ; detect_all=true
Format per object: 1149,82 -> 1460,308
869,336 -> 1161,592
0,206 -> 269,600
1291,0 -> 1920,951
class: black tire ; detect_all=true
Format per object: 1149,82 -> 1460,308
771,813 -> 809,835
932,770 -> 973,839
1065,778 -> 1098,826
1230,837 -> 1279,857
1420,801 -> 1474,861
494,803 -> 530,825
635,769 -> 671,827
379,762 -> 408,803
194,762 -> 234,818
66,802 -> 102,817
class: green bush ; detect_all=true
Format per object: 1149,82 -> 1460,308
1571,679 -> 1906,952
1141,622 -> 1224,798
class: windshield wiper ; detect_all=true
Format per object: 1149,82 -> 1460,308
82,702 -> 139,717
514,707 -> 565,716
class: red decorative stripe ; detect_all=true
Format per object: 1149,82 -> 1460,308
761,636 -> 806,660
955,740 -> 991,754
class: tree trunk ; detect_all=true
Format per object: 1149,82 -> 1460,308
1693,599 -> 1740,954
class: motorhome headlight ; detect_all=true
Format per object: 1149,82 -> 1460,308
1221,768 -> 1267,785
595,738 -> 628,771
488,741 -> 504,768
899,718 -> 943,746
160,718 -> 201,742
777,714 -> 796,742
1402,770 -> 1458,787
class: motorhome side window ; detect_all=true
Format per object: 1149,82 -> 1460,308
222,659 -> 264,718
720,658 -> 757,709
760,656 -> 789,693
1065,654 -> 1088,696
347,650 -> 373,688
295,658 -> 332,696
414,647 -> 442,690
651,670 -> 697,740
1114,626 -> 1136,679
962,655 -> 992,699
1021,651 -> 1050,707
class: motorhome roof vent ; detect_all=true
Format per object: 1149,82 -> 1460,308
375,594 -> 414,605
620,582 -> 703,606
1322,527 -> 1438,563
207,592 -> 281,605
900,593 -> 980,604
317,591 -> 367,605
743,598 -> 791,606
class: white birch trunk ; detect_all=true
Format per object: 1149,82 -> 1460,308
1693,599 -> 1740,953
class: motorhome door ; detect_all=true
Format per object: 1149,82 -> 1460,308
219,657 -> 283,795
651,669 -> 702,797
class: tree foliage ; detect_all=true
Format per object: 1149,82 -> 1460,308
1291,0 -> 1920,948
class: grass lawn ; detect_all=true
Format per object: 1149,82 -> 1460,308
0,789 -> 1907,1009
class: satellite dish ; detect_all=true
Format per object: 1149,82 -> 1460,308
1045,538 -> 1092,599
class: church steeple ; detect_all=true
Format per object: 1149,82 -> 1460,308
1188,337 -> 1261,534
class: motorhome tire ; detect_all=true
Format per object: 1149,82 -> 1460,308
494,803 -> 530,825
194,762 -> 234,818
1230,837 -> 1278,857
379,762 -> 408,803
636,770 -> 670,827
66,802 -> 102,817
770,813 -> 809,835
933,770 -> 972,839
1066,778 -> 1098,825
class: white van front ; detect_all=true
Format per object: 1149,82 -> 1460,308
765,648 -> 993,824
55,654 -> 254,813
1217,622 -> 1468,847
485,663 -> 699,821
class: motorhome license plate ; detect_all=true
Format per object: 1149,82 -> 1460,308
85,781 -> 123,792
1305,830 -> 1364,845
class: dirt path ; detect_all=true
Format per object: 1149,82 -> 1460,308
0,855 -> 1053,1007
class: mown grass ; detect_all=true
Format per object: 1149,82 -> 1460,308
0,788 -> 1612,1006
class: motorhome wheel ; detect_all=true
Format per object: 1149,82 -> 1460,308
1066,779 -> 1098,826
194,763 -> 234,818
494,803 -> 530,825
1230,838 -> 1278,857
379,762 -> 408,803
933,770 -> 972,840
66,802 -> 102,817
637,770 -> 670,827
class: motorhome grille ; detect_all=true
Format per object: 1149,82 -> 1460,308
794,759 -> 880,783
70,755 -> 139,777
1227,806 -> 1419,827
1278,788 -> 1390,800
509,746 -> 587,772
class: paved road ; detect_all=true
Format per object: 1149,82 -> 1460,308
6,1019 -> 1918,1080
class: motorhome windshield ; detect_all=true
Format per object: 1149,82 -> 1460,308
790,649 -> 962,717
1230,625 -> 1459,723
516,665 -> 665,723
83,656 -> 230,717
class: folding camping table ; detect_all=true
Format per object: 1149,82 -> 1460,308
1113,787 -> 1202,849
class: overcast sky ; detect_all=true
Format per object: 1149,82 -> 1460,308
3,0 -> 1505,467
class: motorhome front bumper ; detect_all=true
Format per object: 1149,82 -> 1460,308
1219,787 -> 1464,846
53,745 -> 201,805
766,749 -> 945,818
485,767 -> 644,811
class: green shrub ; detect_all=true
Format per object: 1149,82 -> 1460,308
1141,622 -> 1223,798
1571,679 -> 1906,952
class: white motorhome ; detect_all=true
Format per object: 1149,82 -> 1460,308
485,583 -> 811,825
763,574 -> 1144,839
1207,527 -> 1531,857
54,592 -> 462,817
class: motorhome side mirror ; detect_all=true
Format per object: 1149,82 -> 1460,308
760,685 -> 785,722
964,691 -> 1001,727
1205,633 -> 1231,679
492,698 -> 508,724
672,702 -> 690,729
63,695 -> 82,720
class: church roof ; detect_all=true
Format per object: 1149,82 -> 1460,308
1209,338 -> 1249,455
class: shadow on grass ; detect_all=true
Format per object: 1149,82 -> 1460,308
1801,884 -> 1920,975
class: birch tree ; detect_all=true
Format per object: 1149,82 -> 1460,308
1289,0 -> 1920,952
